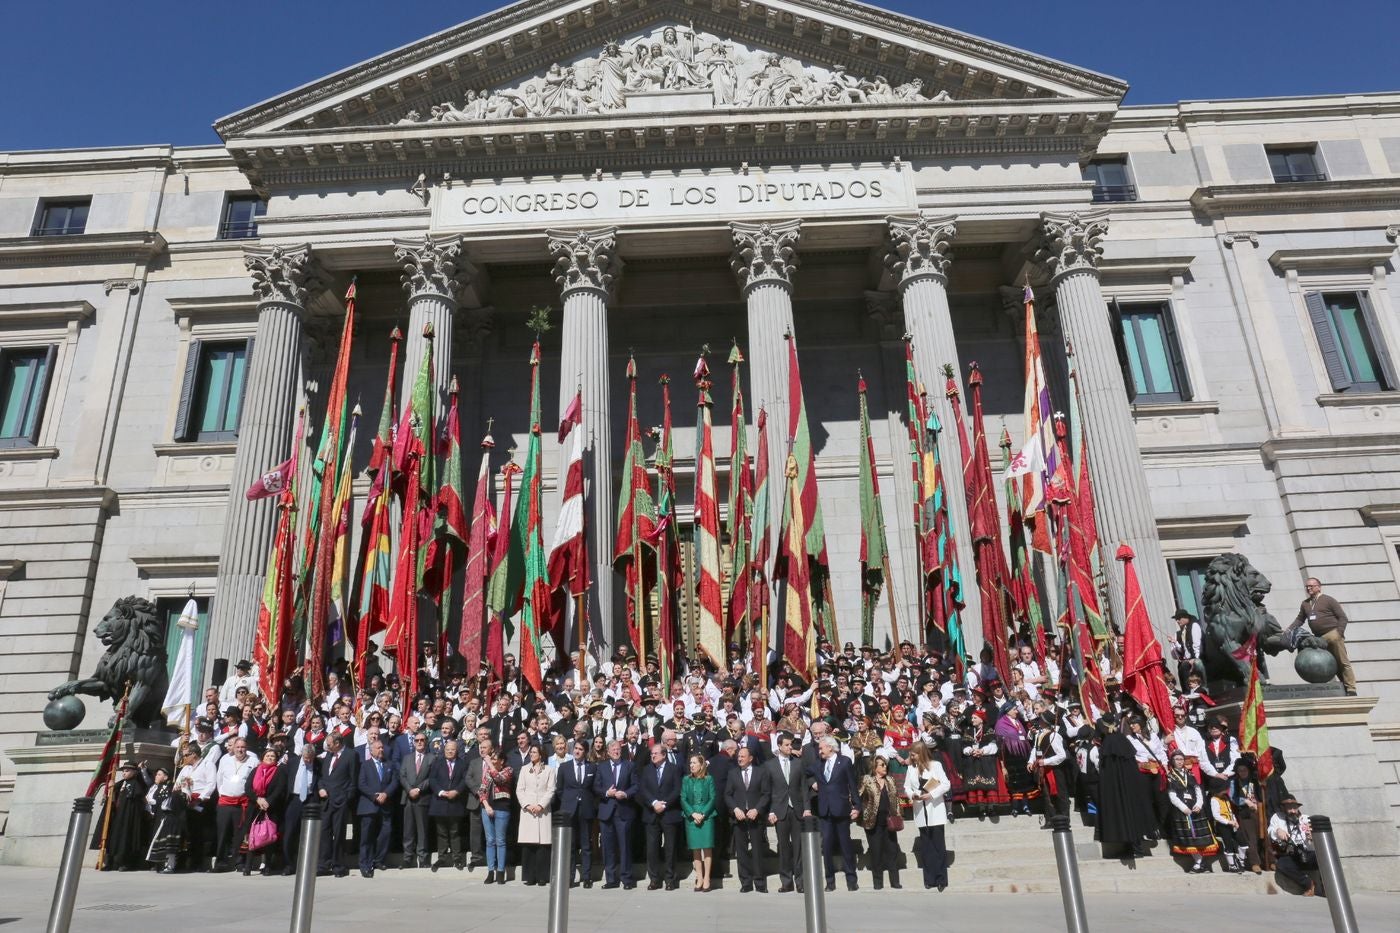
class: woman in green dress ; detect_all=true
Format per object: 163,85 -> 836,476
681,753 -> 716,891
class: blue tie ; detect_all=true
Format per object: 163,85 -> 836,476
376,760 -> 383,782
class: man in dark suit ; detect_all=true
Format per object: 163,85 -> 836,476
484,696 -> 524,751
427,739 -> 469,870
737,729 -> 772,765
557,739 -> 598,887
317,732 -> 358,877
637,742 -> 683,889
683,713 -> 719,762
464,739 -> 488,869
805,735 -> 860,891
724,746 -> 772,892
356,739 -> 399,877
707,741 -> 738,880
281,744 -> 319,876
764,732 -> 806,892
595,740 -> 638,889
398,731 -> 435,869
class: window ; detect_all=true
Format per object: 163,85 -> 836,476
1083,159 -> 1136,203
33,198 -> 90,236
1110,300 -> 1191,403
1168,557 -> 1214,619
1304,291 -> 1396,393
0,346 -> 57,447
1267,146 -> 1327,183
158,596 -> 211,708
219,195 -> 267,240
174,340 -> 251,441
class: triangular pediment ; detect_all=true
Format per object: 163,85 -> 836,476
216,0 -> 1126,138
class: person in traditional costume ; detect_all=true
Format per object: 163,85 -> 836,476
958,710 -> 1002,819
1093,715 -> 1155,858
146,766 -> 183,873
882,704 -> 916,795
1268,795 -> 1322,896
1028,711 -> 1071,824
849,716 -> 884,777
1207,777 -> 1259,874
1165,749 -> 1220,873
994,705 -> 1039,816
96,760 -> 150,871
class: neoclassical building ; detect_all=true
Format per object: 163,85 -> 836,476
1,0 -> 1399,835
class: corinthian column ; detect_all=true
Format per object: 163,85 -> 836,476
884,213 -> 980,633
1035,210 -> 1173,631
208,244 -> 324,672
395,235 -> 472,403
547,227 -> 621,646
730,220 -> 801,531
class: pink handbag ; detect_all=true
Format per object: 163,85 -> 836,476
248,812 -> 279,851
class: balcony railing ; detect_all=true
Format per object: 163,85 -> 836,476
1091,184 -> 1137,203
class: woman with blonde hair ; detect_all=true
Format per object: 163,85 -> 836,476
857,755 -> 903,889
904,741 -> 951,890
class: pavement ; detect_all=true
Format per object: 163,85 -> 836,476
2,865 -> 1397,932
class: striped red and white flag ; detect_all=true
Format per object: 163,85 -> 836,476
693,355 -> 726,668
547,390 -> 591,631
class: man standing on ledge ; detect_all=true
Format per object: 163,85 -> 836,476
1288,577 -> 1356,696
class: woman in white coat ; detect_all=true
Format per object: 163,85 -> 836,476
903,741 -> 951,890
515,744 -> 557,886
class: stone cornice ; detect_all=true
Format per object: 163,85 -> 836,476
215,0 -> 1125,138
1260,432 -> 1400,464
0,231 -> 166,268
130,554 -> 221,578
1191,178 -> 1400,218
0,299 -> 95,328
1359,503 -> 1400,525
1156,513 -> 1250,539
0,486 -> 116,511
165,294 -> 260,319
1097,254 -> 1195,280
1267,245 -> 1397,274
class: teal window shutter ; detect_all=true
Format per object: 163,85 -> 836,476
1305,292 -> 1353,391
173,339 -> 204,441
0,345 -> 56,447
1355,292 -> 1396,391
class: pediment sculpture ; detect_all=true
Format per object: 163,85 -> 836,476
397,22 -> 950,124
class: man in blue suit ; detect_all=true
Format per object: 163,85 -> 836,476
805,735 -> 860,891
317,732 -> 358,878
557,739 -> 598,887
355,739 -> 399,878
594,739 -> 638,889
637,742 -> 684,890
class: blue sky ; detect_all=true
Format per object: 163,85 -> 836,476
2,0 -> 1397,151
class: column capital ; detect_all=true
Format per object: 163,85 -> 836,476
1034,210 -> 1110,282
243,244 -> 324,307
1222,231 -> 1260,249
885,213 -> 957,287
729,219 -> 801,295
547,227 -> 621,300
393,234 -> 473,302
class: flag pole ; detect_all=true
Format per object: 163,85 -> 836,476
882,552 -> 900,647
759,602 -> 769,692
94,681 -> 131,872
576,591 -> 587,683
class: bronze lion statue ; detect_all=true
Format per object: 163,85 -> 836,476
1200,554 -> 1293,687
48,596 -> 169,728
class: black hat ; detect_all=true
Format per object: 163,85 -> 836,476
119,760 -> 140,770
1172,609 -> 1194,621
235,660 -> 252,671
195,717 -> 214,732
642,696 -> 658,706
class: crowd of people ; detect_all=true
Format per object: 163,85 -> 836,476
92,623 -> 1324,897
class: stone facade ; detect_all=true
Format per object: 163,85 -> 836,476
1,1 -> 1399,839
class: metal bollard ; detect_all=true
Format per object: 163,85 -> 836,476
289,801 -> 323,933
1051,815 -> 1089,933
800,816 -> 828,933
1308,816 -> 1358,933
46,797 -> 94,933
547,812 -> 574,933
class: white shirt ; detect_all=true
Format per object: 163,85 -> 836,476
218,672 -> 260,708
215,752 -> 257,798
1172,725 -> 1206,760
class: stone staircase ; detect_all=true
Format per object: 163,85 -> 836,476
917,813 -> 1282,894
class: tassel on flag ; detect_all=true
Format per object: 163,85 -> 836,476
693,352 -> 726,668
514,341 -> 548,693
1118,543 -> 1176,729
304,279 -> 358,697
255,409 -> 304,703
1020,284 -> 1057,554
750,406 -> 772,680
458,427 -> 496,674
351,329 -> 401,684
725,343 -> 754,647
783,334 -> 835,643
614,356 -> 656,660
777,453 -> 817,681
547,392 -> 591,646
856,373 -> 889,648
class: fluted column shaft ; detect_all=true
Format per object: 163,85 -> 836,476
1038,211 -> 1174,632
730,220 -> 802,576
548,228 -> 620,649
396,235 -> 472,406
208,245 -> 321,672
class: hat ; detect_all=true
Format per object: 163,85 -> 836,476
195,717 -> 214,732
843,642 -> 855,650
970,710 -> 986,721
235,660 -> 252,672
642,696 -> 658,706
588,701 -> 606,714
119,760 -> 140,770
1172,609 -> 1194,620
614,698 -> 630,709
1281,795 -> 1302,808
1104,676 -> 1121,687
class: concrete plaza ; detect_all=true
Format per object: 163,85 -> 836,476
2,865 -> 1396,932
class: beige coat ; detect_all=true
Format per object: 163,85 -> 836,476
515,763 -> 557,845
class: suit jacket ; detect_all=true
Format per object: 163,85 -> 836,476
319,748 -> 358,809
707,751 -> 736,808
807,755 -> 859,819
737,733 -> 772,764
485,713 -> 524,750
594,758 -> 639,823
763,754 -> 806,819
463,757 -> 485,811
724,764 -> 772,818
427,756 -> 469,819
356,756 -> 399,816
399,749 -> 437,805
391,732 -> 416,766
637,759 -> 683,825
557,758 -> 599,819
682,727 -> 718,762
280,758 -> 319,814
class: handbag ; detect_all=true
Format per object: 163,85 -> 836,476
886,812 -> 905,832
248,811 -> 280,851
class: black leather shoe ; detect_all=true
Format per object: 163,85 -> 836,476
316,868 -> 332,877
333,868 -> 349,878
622,881 -> 636,889
570,880 -> 581,888
778,883 -> 794,893
740,883 -> 753,893
846,879 -> 859,891
647,881 -> 663,890
359,868 -> 373,878
755,884 -> 768,893
665,880 -> 678,890
282,866 -> 295,876
890,879 -> 902,889
824,880 -> 835,892
603,881 -> 620,889
583,880 -> 593,889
